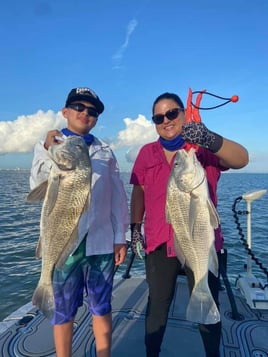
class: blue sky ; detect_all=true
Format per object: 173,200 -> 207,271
0,0 -> 267,172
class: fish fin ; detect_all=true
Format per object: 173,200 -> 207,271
55,226 -> 79,270
189,198 -> 196,234
186,280 -> 220,324
165,203 -> 171,224
32,282 -> 55,320
26,180 -> 48,202
82,193 -> 91,214
45,176 -> 61,215
165,176 -> 178,224
173,238 -> 186,266
208,246 -> 219,277
35,237 -> 42,259
207,199 -> 220,229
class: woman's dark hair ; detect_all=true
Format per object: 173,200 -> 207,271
152,92 -> 184,113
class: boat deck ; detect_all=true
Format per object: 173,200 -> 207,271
1,275 -> 268,356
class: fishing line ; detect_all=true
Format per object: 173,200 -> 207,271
191,91 -> 239,110
232,196 -> 268,282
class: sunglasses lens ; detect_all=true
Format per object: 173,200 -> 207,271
166,108 -> 180,120
68,104 -> 98,117
152,108 -> 183,124
77,104 -> 86,112
87,108 -> 98,117
152,114 -> 164,124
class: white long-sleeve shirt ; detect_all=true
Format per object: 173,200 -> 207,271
29,135 -> 129,256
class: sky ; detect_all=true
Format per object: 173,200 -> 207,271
0,0 -> 267,173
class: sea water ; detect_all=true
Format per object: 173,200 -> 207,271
0,170 -> 267,321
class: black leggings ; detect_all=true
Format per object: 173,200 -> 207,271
145,244 -> 221,357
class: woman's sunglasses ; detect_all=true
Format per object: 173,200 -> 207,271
67,103 -> 99,118
152,107 -> 184,125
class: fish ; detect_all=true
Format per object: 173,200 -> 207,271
26,136 -> 91,319
165,147 -> 220,324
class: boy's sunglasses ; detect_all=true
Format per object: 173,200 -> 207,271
67,103 -> 99,118
152,107 -> 184,125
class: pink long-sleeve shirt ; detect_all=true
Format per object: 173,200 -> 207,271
130,140 -> 228,255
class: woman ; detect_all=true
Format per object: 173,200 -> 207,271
129,92 -> 248,357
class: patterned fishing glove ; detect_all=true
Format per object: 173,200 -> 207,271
181,122 -> 223,153
130,223 -> 145,259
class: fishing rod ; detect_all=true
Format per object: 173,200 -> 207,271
233,189 -> 268,309
233,190 -> 268,280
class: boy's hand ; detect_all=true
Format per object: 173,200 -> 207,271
44,130 -> 64,150
114,243 -> 127,265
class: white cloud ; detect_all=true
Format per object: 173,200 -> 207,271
1,110 -> 267,173
110,114 -> 157,163
0,110 -> 66,153
112,19 -> 138,68
0,111 -> 156,159
111,114 -> 157,146
125,145 -> 143,163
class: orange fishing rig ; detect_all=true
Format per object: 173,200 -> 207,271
184,88 -> 239,152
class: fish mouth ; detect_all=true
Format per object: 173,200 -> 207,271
49,149 -> 76,171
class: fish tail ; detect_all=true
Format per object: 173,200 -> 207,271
32,282 -> 55,320
186,286 -> 220,324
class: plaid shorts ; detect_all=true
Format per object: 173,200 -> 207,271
51,239 -> 114,325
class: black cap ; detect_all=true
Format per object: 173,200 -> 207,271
65,87 -> 104,114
